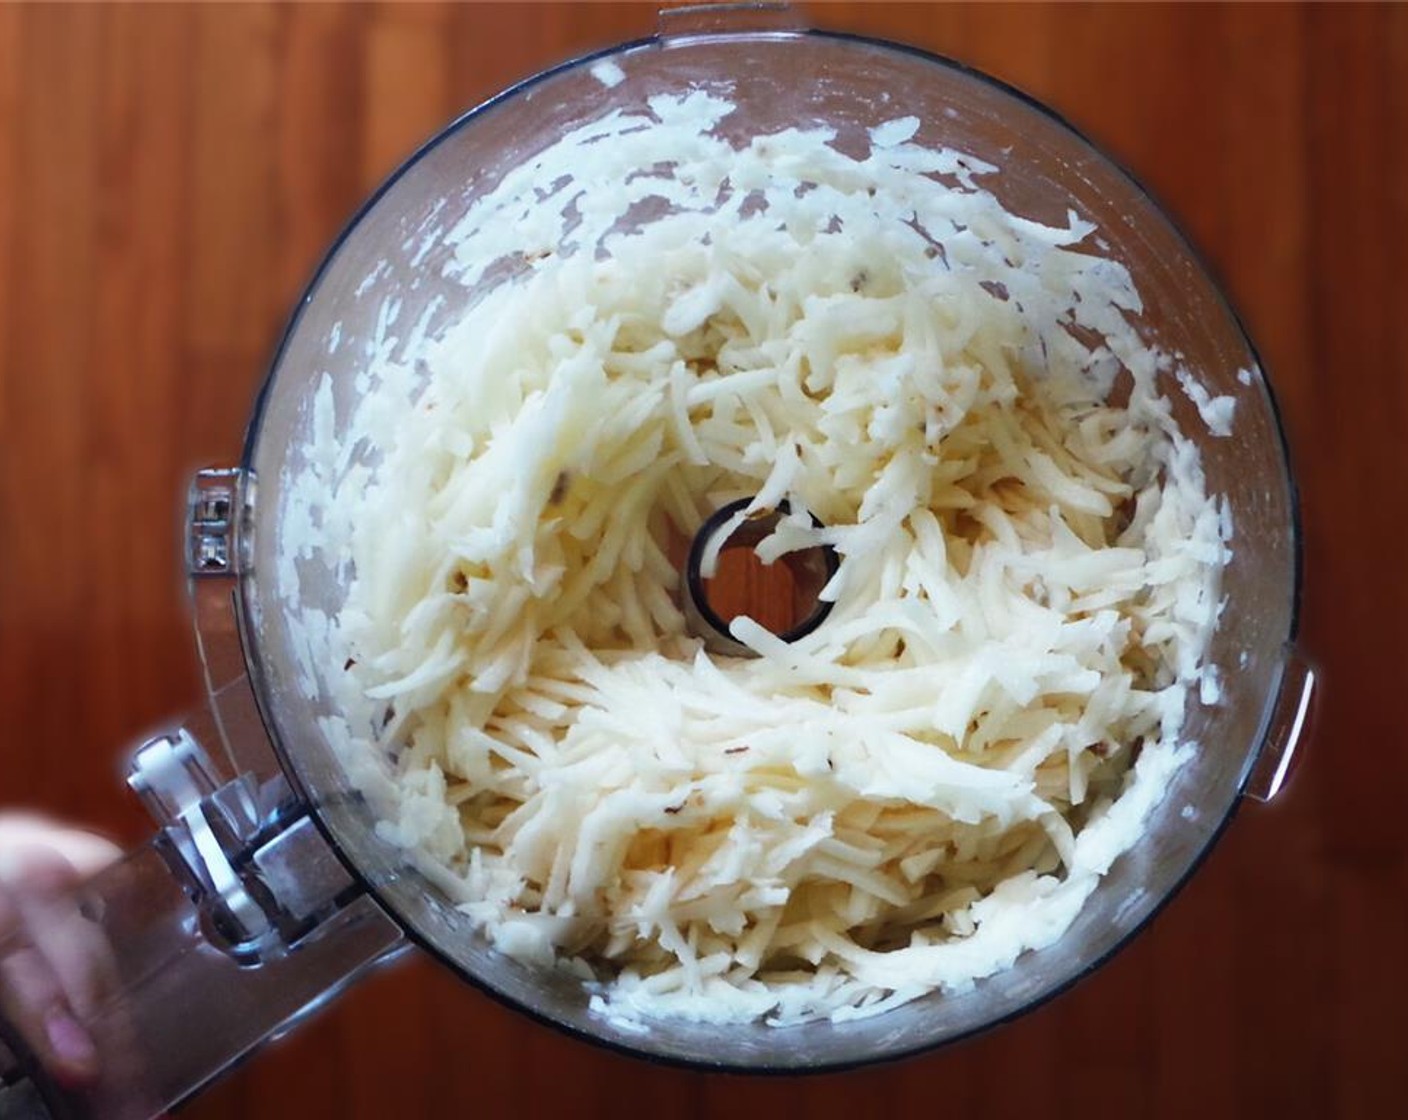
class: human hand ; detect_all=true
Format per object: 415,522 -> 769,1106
0,813 -> 121,1086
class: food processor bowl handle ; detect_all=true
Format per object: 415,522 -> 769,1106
0,726 -> 406,1119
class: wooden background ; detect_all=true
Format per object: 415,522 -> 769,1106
0,3 -> 1402,1117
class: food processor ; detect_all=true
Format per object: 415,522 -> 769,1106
0,6 -> 1314,1116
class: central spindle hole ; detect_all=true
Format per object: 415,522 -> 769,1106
684,500 -> 839,651
705,529 -> 830,637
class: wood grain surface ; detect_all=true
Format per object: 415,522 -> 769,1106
0,3 -> 1402,1117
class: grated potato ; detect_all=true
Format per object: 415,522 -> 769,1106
280,95 -> 1231,1026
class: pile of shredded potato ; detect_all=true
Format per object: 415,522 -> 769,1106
281,92 -> 1232,1025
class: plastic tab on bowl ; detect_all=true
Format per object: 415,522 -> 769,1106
1243,649 -> 1316,803
657,3 -> 804,41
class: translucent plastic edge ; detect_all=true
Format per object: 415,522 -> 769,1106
1241,651 -> 1316,803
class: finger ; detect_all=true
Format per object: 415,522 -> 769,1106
6,847 -> 120,1020
0,849 -> 108,1085
0,815 -> 122,880
0,888 -> 99,1083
